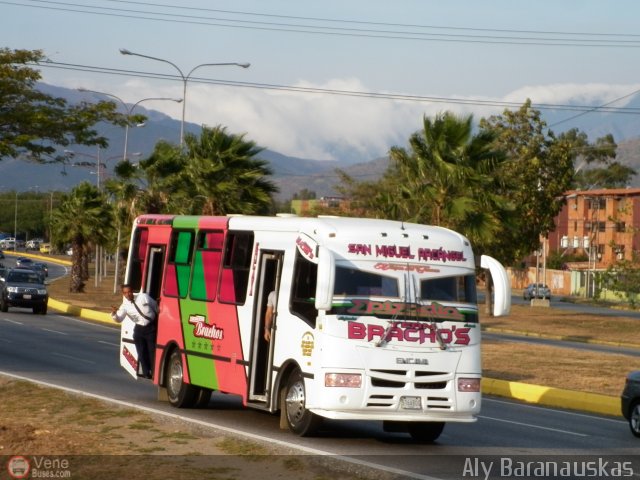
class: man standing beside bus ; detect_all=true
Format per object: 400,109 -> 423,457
111,284 -> 158,379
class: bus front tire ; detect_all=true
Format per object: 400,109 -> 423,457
166,350 -> 198,408
284,370 -> 321,436
407,421 -> 445,443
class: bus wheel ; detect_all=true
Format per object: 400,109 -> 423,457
166,350 -> 198,408
407,421 -> 445,443
284,370 -> 321,436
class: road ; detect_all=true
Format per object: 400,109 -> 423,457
1,307 -> 637,479
0,255 -> 638,478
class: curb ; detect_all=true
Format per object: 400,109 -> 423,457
5,251 -> 622,418
481,378 -> 619,417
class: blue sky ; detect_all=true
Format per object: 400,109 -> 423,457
4,0 -> 640,161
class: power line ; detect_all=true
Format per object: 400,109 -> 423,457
39,60 -> 640,115
5,0 -> 640,47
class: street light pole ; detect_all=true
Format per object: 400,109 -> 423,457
78,88 -> 182,161
13,192 -> 17,252
119,48 -> 250,146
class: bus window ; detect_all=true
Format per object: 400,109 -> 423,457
126,227 -> 148,291
290,251 -> 318,327
219,231 -> 254,304
191,230 -> 224,301
333,266 -> 398,297
164,230 -> 194,298
420,275 -> 477,303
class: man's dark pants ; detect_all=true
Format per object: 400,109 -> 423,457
133,323 -> 157,378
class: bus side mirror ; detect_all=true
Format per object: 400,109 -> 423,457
480,254 -> 511,317
315,246 -> 335,311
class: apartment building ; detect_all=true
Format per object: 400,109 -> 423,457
549,188 -> 640,268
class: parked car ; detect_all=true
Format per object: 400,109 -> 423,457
523,283 -> 552,300
622,370 -> 640,438
0,268 -> 48,314
25,238 -> 43,250
39,243 -> 51,254
0,238 -> 15,249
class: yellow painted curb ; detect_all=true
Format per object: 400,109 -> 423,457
482,377 -> 620,417
47,298 -> 113,325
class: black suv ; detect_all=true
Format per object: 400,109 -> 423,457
0,268 -> 48,314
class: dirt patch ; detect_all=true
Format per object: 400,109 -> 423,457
0,378 -> 377,479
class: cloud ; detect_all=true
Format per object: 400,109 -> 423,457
67,77 -> 640,163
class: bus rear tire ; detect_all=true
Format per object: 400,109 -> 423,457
284,369 -> 321,436
407,421 -> 445,443
166,350 -> 198,408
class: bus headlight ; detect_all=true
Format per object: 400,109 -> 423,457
458,377 -> 480,392
325,373 -> 362,388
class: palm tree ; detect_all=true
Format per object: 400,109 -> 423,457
105,160 -> 143,290
180,125 -> 277,215
51,182 -> 113,292
388,112 -> 511,246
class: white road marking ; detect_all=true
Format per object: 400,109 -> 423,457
1,318 -> 23,325
98,340 -> 120,347
478,414 -> 588,437
42,328 -> 68,335
485,397 -> 627,425
50,352 -> 95,364
0,370 -> 440,480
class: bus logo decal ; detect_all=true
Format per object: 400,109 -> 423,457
122,345 -> 138,371
348,322 -> 471,345
346,299 -> 465,321
189,314 -> 224,340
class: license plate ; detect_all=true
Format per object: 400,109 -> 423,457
23,294 -> 32,299
400,396 -> 422,410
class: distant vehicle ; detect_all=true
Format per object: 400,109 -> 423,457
523,283 -> 551,300
25,239 -> 43,250
0,238 -> 15,249
31,262 -> 48,280
15,257 -> 33,268
39,243 -> 51,254
0,268 -> 48,314
622,370 -> 640,438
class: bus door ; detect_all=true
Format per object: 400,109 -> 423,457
248,251 -> 283,405
119,245 -> 166,379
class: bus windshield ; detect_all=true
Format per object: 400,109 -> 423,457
329,265 -> 478,323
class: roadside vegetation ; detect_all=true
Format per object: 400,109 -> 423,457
3,47 -> 640,299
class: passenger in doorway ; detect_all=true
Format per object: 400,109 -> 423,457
111,284 -> 158,379
264,291 -> 276,342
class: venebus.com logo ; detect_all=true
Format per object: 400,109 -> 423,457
6,455 -> 72,479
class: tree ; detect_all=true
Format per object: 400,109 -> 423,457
339,112 -> 513,250
0,48 -> 125,162
180,125 -> 278,215
561,129 -> 632,189
51,182 -> 113,292
479,100 -> 576,264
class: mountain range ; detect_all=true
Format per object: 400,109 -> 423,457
2,83 -> 640,200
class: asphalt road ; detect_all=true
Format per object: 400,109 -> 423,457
1,254 -> 638,478
1,308 -> 637,479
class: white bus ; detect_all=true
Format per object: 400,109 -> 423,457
120,214 -> 510,441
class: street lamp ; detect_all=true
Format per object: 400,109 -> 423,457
119,48 -> 250,146
64,149 -> 122,189
77,88 -> 182,160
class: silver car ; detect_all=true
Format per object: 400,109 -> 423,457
523,283 -> 551,300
